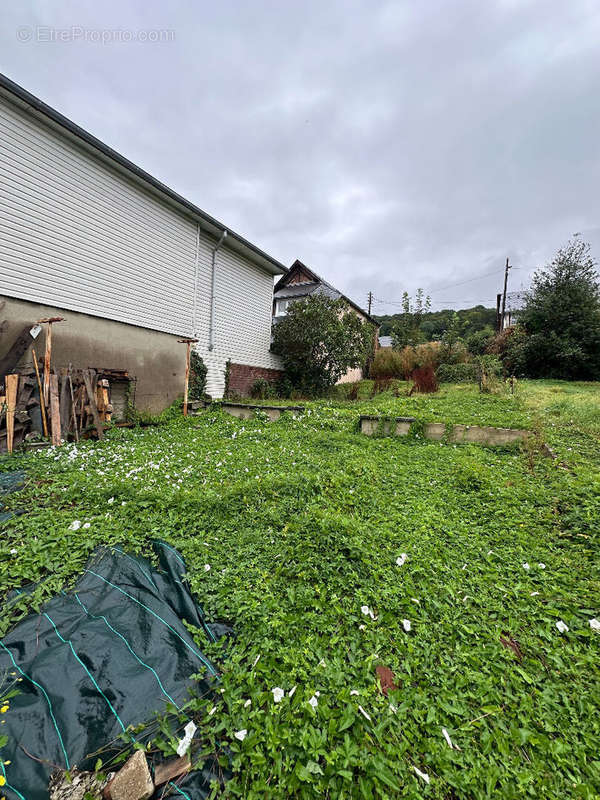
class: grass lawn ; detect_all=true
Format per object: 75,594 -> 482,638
1,381 -> 599,798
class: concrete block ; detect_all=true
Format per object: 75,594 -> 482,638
105,750 -> 153,800
423,422 -> 446,441
219,402 -> 303,421
359,416 -> 415,436
360,415 -> 531,447
460,425 -> 529,445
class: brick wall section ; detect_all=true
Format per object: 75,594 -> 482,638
228,362 -> 283,396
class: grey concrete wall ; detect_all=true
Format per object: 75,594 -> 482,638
359,414 -> 531,446
216,403 -> 304,421
0,297 -> 185,414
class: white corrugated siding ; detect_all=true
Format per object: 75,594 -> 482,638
0,93 -> 281,398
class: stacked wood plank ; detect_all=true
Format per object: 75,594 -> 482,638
0,367 -> 108,453
1,317 -> 134,454
0,369 -> 41,453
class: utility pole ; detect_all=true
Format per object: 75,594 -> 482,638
500,258 -> 511,331
367,291 -> 373,315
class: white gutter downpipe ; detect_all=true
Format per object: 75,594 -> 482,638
191,224 -> 201,336
208,230 -> 227,351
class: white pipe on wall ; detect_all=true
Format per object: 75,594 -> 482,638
208,230 -> 227,351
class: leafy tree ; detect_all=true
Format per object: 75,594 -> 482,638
440,312 -> 469,364
272,294 -> 375,395
391,289 -> 431,348
518,238 -> 600,379
465,326 -> 495,356
377,305 -> 496,340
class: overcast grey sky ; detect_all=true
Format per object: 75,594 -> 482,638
2,0 -> 599,314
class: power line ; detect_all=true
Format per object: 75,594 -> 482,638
372,298 -> 494,309
369,264 -> 522,308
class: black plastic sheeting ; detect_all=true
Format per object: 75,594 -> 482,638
0,470 -> 25,523
0,541 -> 230,799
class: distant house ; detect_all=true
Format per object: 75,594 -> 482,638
378,335 -> 393,348
501,291 -> 527,330
273,260 -> 378,383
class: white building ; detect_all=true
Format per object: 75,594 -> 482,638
0,74 -> 285,409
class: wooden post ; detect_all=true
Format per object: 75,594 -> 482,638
68,373 -> 79,442
49,373 -> 61,446
59,372 -> 70,437
500,260 -> 511,331
5,374 -> 18,454
38,317 -> 64,405
177,338 -> 199,417
32,348 -> 49,438
82,369 -> 104,439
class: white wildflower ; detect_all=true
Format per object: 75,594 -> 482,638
288,686 -> 297,698
308,695 -> 318,709
556,620 -> 569,633
538,563 -> 546,569
358,624 -> 366,631
69,520 -> 81,531
589,618 -> 600,632
411,598 -> 420,604
396,553 -> 407,567
272,687 -> 284,703
208,706 -> 217,716
10,548 -> 17,555
244,699 -> 251,708
107,497 -> 114,504
522,562 -> 530,570
234,729 -> 247,741
318,658 -> 326,668
402,619 -> 411,632
361,605 -> 370,616
176,720 -> 197,757
83,522 -> 90,529
358,705 -> 372,722
530,591 -> 540,596
413,766 -> 430,784
204,564 -> 211,572
350,690 -> 359,696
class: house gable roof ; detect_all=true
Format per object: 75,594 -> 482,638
274,260 -> 378,324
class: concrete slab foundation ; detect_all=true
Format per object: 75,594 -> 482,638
359,415 -> 531,446
214,402 -> 304,421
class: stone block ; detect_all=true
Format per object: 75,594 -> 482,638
105,750 -> 154,800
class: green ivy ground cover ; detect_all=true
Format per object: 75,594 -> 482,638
1,381 -> 599,798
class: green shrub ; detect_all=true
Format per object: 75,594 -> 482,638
437,362 -> 478,383
249,378 -> 276,400
369,349 -> 405,379
370,342 -> 442,381
271,294 -> 375,395
189,352 -> 207,400
466,326 -> 495,356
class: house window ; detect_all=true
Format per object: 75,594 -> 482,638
275,298 -> 293,316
